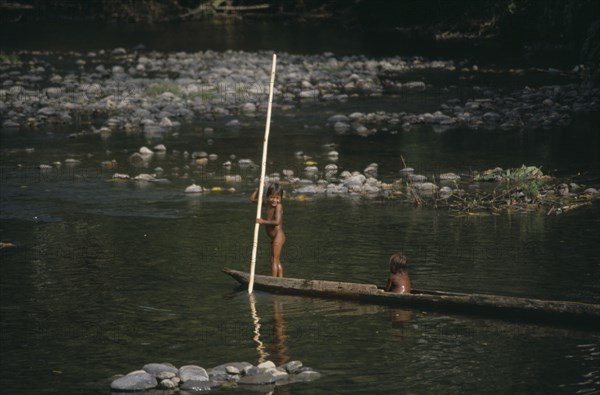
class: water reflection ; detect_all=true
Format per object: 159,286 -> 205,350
272,301 -> 290,367
389,308 -> 413,341
249,293 -> 269,363
248,295 -> 290,367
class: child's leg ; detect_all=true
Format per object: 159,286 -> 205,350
272,231 -> 286,277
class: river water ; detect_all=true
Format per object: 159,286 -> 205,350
1,21 -> 599,394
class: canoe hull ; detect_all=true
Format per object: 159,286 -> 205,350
223,268 -> 600,329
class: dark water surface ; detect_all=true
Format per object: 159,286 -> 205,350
1,21 -> 600,395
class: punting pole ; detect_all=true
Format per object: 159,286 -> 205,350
249,53 -> 277,294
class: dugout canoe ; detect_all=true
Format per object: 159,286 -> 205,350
223,268 -> 600,329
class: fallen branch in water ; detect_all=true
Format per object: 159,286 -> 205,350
391,164 -> 600,215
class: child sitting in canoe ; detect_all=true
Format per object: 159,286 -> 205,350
385,253 -> 411,294
250,182 -> 286,277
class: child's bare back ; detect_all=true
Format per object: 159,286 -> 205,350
385,253 -> 411,294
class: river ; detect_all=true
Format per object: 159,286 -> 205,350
1,20 -> 599,394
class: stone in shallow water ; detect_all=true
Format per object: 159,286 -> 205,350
110,371 -> 157,391
238,372 -> 277,385
282,360 -> 303,374
179,365 -> 209,382
156,371 -> 176,380
257,360 -> 276,369
157,378 -> 177,389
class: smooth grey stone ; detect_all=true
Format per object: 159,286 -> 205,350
157,378 -> 177,389
244,366 -> 261,376
238,372 -> 277,385
408,174 -> 427,183
143,362 -> 178,377
179,365 -> 209,382
110,372 -> 157,391
156,371 -> 176,380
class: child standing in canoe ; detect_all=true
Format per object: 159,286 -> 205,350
385,253 -> 411,294
250,182 -> 286,277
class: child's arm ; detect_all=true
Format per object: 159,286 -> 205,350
385,276 -> 392,292
250,189 -> 259,202
256,205 -> 283,226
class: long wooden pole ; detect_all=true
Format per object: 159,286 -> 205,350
249,53 -> 277,293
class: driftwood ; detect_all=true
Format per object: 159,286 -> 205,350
223,268 -> 600,329
180,0 -> 269,19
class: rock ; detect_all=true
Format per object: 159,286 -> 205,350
143,362 -> 178,377
557,183 -> 570,196
408,174 -> 427,183
225,366 -> 240,375
129,152 -> 150,167
403,81 -> 426,90
157,371 -> 176,380
483,112 -> 501,123
343,174 -> 366,188
225,119 -> 240,128
238,158 -> 254,168
326,184 -> 348,194
257,361 -> 276,369
157,378 -> 177,389
185,184 -> 205,193
244,366 -> 261,376
139,146 -> 153,155
583,188 -> 599,195
211,361 -> 252,377
238,372 -> 277,385
265,367 -> 288,381
414,182 -> 439,193
241,102 -> 256,113
327,114 -> 349,123
110,372 -> 157,392
299,89 -> 319,99
224,175 -> 242,183
159,117 -> 173,127
179,365 -> 209,382
38,107 -> 57,116
439,186 -> 453,198
364,164 -> 378,178
296,185 -> 324,194
439,172 -> 460,181
134,173 -> 155,181
333,121 -> 351,133
282,360 -> 303,374
112,173 -> 130,180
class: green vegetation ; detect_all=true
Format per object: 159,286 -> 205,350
0,51 -> 18,63
145,82 -> 181,97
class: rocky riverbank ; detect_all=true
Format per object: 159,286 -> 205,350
2,48 -> 599,214
110,360 -> 320,393
1,49 -> 598,132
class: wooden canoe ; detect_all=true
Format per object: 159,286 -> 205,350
223,268 -> 600,329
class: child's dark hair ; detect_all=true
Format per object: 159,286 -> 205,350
389,253 -> 407,273
267,182 -> 284,198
